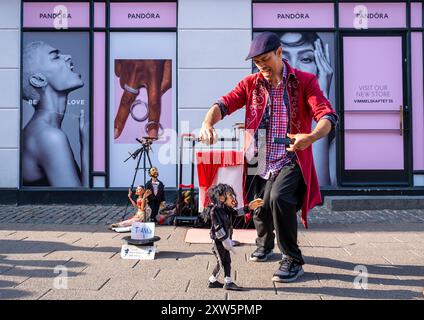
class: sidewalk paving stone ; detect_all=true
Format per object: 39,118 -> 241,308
1,206 -> 424,300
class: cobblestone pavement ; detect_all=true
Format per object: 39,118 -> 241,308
1,204 -> 424,225
0,205 -> 423,300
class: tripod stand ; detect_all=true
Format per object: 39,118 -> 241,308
121,137 -> 155,220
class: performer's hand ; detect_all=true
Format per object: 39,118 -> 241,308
199,122 -> 218,145
248,198 -> 264,211
286,133 -> 314,152
128,188 -> 132,198
314,39 -> 333,99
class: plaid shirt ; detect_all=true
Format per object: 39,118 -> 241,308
257,63 -> 295,180
217,60 -> 338,181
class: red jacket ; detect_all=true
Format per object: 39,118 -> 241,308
219,60 -> 336,228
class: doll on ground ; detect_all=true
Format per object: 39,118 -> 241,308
155,201 -> 177,225
206,183 -> 263,291
108,186 -> 152,229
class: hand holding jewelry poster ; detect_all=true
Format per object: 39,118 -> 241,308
109,3 -> 177,188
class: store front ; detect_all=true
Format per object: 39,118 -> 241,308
20,0 -> 177,194
8,0 -> 424,203
253,0 -> 423,190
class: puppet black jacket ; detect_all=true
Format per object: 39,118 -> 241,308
209,205 -> 249,241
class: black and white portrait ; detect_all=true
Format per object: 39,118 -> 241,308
22,33 -> 90,187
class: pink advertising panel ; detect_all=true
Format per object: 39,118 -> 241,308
412,33 -> 424,170
94,32 -> 106,172
345,132 -> 404,170
345,113 -> 399,131
23,2 -> 89,28
253,3 -> 334,28
339,3 -> 406,29
343,36 -> 404,170
113,61 -> 172,144
94,2 -> 106,28
343,37 -> 403,112
110,2 -> 177,28
108,32 -> 176,188
411,2 -> 422,28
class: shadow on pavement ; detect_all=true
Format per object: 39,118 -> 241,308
272,256 -> 424,299
0,239 -> 111,282
0,279 -> 32,299
155,251 -> 210,260
0,239 -> 116,255
276,285 -> 421,300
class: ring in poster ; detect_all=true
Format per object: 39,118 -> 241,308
114,59 -> 172,143
21,33 -> 90,187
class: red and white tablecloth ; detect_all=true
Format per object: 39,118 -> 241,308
196,150 -> 244,212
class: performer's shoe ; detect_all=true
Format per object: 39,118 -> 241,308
272,257 -> 304,283
249,247 -> 273,262
223,282 -> 244,291
207,280 -> 224,288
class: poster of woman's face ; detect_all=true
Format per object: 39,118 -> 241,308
253,31 -> 337,187
22,32 -> 90,187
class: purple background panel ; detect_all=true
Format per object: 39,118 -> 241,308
94,32 -> 106,172
339,2 -> 406,28
110,2 -> 177,28
253,3 -> 334,28
344,113 -> 399,130
343,37 -> 403,112
343,36 -> 404,170
411,2 -> 422,28
24,2 -> 89,28
94,2 -> 106,28
412,33 -> 424,171
345,132 -> 404,170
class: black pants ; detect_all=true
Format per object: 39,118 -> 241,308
149,200 -> 160,222
246,162 -> 306,265
212,240 -> 231,278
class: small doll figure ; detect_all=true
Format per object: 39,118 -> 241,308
207,183 -> 263,291
145,167 -> 165,222
176,190 -> 197,216
108,185 -> 152,229
156,201 -> 176,225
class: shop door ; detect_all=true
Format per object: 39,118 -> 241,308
340,34 -> 410,185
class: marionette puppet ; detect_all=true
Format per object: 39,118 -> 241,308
206,183 -> 263,291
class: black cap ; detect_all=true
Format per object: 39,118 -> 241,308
245,32 -> 281,61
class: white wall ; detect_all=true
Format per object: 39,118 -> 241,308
178,0 -> 252,188
0,0 -> 20,188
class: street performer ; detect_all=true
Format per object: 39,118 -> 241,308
199,32 -> 338,283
